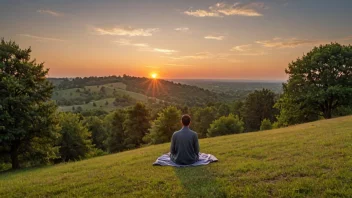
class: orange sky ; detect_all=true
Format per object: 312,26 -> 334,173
2,0 -> 352,80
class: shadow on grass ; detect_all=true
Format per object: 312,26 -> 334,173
174,165 -> 227,198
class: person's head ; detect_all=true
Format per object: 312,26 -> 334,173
181,114 -> 191,126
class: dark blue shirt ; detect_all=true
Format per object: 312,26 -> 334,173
170,126 -> 200,165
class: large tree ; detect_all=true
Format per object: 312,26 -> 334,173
192,106 -> 218,138
282,43 -> 352,119
0,39 -> 59,169
242,89 -> 277,131
123,103 -> 150,148
57,112 -> 93,162
145,106 -> 181,144
104,109 -> 126,153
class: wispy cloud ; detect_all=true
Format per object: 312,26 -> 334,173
184,2 -> 265,17
164,63 -> 193,67
256,38 -> 318,48
204,35 -> 224,40
211,2 -> 265,17
114,39 -> 177,54
230,44 -> 252,52
153,48 -> 178,54
167,52 -> 232,60
174,27 -> 190,32
37,9 -> 63,17
19,34 -> 66,42
94,26 -> 159,36
114,39 -> 149,47
184,10 -> 221,17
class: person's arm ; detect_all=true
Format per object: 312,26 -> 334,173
170,133 -> 176,155
194,133 -> 200,157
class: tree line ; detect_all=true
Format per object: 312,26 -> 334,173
1,39 -> 352,170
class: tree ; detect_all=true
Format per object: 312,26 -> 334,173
145,106 -> 181,144
104,110 -> 126,153
207,114 -> 244,137
0,39 -> 59,169
242,89 -> 277,132
260,119 -> 272,131
57,113 -> 93,162
123,103 -> 150,148
192,106 -> 218,138
274,93 -> 320,127
283,43 -> 352,119
218,103 -> 231,117
83,116 -> 107,151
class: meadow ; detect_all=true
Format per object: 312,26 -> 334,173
1,116 -> 351,197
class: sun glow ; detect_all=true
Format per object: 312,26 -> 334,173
151,73 -> 158,79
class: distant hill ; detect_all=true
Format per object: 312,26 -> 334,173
171,79 -> 283,95
1,116 -> 351,197
49,76 -> 240,112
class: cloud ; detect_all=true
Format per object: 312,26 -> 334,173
256,38 -> 318,48
114,39 -> 149,47
184,2 -> 265,17
166,52 -> 232,60
37,9 -> 63,17
114,39 -> 177,54
204,35 -> 224,40
211,2 -> 265,17
19,34 -> 66,42
164,63 -> 193,67
183,10 -> 222,17
153,48 -> 178,54
94,26 -> 159,36
230,44 -> 252,52
175,27 -> 190,32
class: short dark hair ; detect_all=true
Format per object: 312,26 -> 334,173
182,114 -> 191,126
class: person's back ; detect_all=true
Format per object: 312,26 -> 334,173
170,115 -> 199,165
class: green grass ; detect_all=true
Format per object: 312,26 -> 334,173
1,116 -> 352,197
54,82 -> 150,112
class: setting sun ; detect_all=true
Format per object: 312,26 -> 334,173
151,73 -> 158,79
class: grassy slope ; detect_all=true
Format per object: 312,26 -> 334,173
1,116 -> 352,197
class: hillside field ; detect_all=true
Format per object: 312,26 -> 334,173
0,116 -> 351,197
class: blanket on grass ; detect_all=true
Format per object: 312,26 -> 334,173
153,153 -> 218,167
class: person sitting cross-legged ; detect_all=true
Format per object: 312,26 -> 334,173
170,114 -> 200,165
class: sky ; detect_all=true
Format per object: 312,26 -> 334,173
1,0 -> 352,80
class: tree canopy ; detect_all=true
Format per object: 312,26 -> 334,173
0,39 -> 58,169
278,43 -> 352,122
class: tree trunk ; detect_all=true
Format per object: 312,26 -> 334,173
323,108 -> 332,119
10,142 -> 20,169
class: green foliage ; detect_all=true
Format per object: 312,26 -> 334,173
145,106 -> 182,144
104,110 -> 126,153
217,103 -> 231,117
242,89 -> 277,131
83,116 -> 107,151
260,119 -> 272,131
192,106 -> 218,138
274,93 -> 320,127
283,43 -> 352,119
0,39 -> 59,169
123,103 -> 150,148
207,114 -> 244,137
57,113 -> 94,162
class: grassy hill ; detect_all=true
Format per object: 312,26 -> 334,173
1,116 -> 351,197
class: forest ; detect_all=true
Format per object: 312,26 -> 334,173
1,39 -> 352,171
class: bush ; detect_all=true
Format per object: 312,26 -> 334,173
207,114 -> 244,137
260,119 -> 272,131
